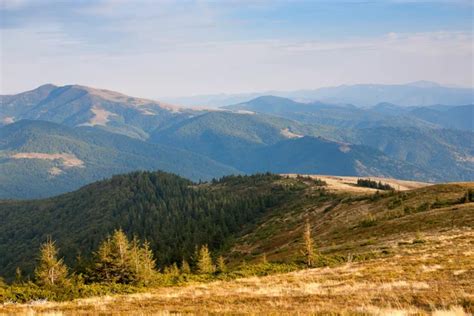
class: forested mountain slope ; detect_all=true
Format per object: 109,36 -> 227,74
0,120 -> 239,199
0,172 -> 296,279
1,170 -> 472,282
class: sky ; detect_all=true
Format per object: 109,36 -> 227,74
0,0 -> 473,98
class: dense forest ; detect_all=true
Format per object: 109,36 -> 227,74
0,171 -> 306,280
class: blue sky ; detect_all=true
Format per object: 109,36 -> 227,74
1,0 -> 472,98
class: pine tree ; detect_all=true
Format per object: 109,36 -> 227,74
137,240 -> 156,284
302,220 -> 317,267
14,267 -> 22,284
181,259 -> 191,274
35,238 -> 69,287
129,238 -> 156,285
197,245 -> 215,274
94,229 -> 157,284
94,229 -> 133,283
163,262 -> 180,277
217,256 -> 227,273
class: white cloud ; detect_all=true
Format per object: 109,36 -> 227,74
1,1 -> 472,97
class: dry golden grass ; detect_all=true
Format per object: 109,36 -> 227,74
284,174 -> 430,193
2,228 -> 472,315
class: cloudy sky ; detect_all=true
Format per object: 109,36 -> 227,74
0,0 -> 472,98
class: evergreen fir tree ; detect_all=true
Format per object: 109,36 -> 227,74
35,238 -> 69,287
217,256 -> 227,273
181,259 -> 191,274
93,229 -> 157,284
302,220 -> 317,267
197,245 -> 215,274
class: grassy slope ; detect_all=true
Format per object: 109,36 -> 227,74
1,182 -> 472,314
229,180 -> 474,264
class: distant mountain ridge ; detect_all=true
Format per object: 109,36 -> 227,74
0,84 -> 196,139
163,81 -> 473,108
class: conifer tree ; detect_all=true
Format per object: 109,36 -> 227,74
35,238 -> 69,287
217,256 -> 227,273
302,220 -> 317,267
130,238 -> 156,285
14,267 -> 22,284
163,263 -> 180,276
197,245 -> 215,274
94,229 -> 157,284
94,229 -> 132,283
181,259 -> 191,274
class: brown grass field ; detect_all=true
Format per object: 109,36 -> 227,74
1,228 -> 472,315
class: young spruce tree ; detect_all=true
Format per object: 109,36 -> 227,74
197,245 -> 215,274
35,238 -> 69,287
302,220 -> 317,267
94,229 -> 156,284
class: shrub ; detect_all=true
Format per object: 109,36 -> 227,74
359,215 -> 377,227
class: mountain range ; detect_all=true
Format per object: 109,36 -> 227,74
1,83 -> 472,199
163,81 -> 474,108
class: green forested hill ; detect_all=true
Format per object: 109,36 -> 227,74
0,171 -> 299,279
344,127 -> 474,181
240,136 -> 438,181
0,120 -> 239,199
150,111 -> 339,167
1,169 -> 472,283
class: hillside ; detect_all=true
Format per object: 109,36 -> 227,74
1,170 -> 472,280
150,111 -> 440,181
228,180 -> 474,265
239,136 -> 438,181
344,127 -> 474,181
0,84 -> 196,139
0,120 -> 239,199
0,172 -> 294,278
3,228 -> 472,314
225,97 -> 474,181
0,172 -> 472,314
150,111 -> 339,167
409,104 -> 474,131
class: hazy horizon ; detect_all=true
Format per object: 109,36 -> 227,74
1,0 -> 473,98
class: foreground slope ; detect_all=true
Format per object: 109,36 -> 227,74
0,120 -> 239,199
3,228 -> 472,314
1,169 -> 472,281
229,180 -> 474,264
1,178 -> 472,314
